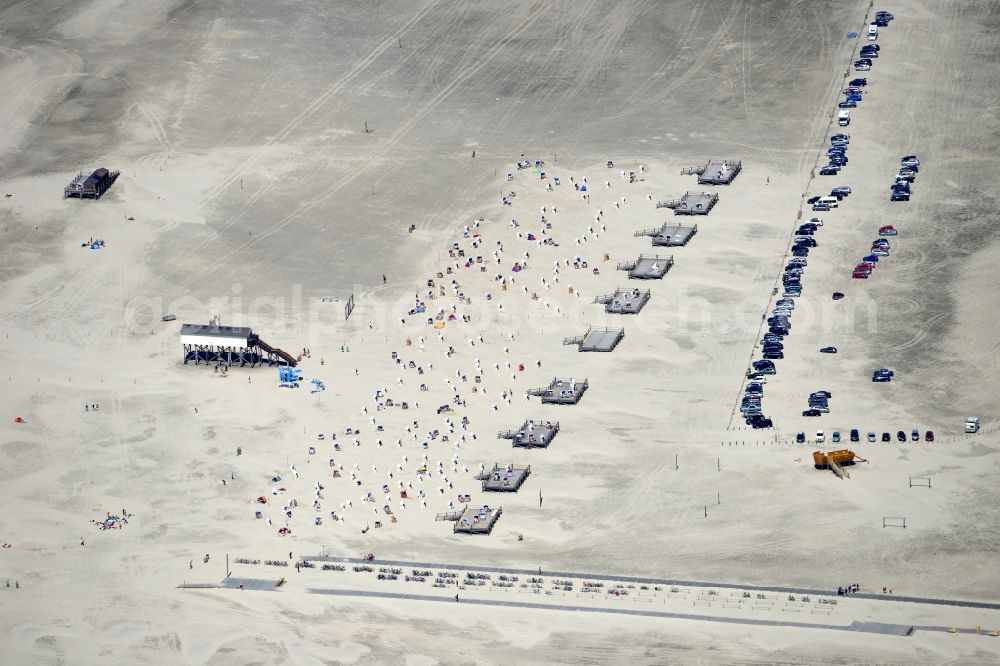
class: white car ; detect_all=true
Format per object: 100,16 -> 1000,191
808,217 -> 824,226
816,430 -> 826,443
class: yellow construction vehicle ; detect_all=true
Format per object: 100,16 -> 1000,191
812,450 -> 868,479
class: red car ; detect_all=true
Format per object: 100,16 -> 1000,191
925,430 -> 935,442
879,225 -> 898,236
856,262 -> 875,270
852,271 -> 870,279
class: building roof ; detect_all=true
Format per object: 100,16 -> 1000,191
180,324 -> 252,340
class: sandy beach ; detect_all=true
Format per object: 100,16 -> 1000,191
1,0 -> 1000,663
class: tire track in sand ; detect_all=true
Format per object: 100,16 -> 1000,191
174,2 -> 554,291
195,0 -> 447,211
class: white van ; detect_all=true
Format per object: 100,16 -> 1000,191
817,196 -> 839,208
838,110 -> 850,126
868,24 -> 878,40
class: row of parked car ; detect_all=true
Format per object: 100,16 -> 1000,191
802,390 -> 832,417
819,131 -> 857,178
854,10 -> 893,71
797,426 -> 934,444
854,42 -> 880,73
851,226 -> 897,279
890,155 -> 920,201
741,376 -> 771,429
745,11 -> 896,430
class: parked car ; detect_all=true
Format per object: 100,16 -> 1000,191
872,368 -> 894,382
882,432 -> 891,442
863,254 -> 880,263
848,79 -> 866,87
896,430 -> 906,442
819,166 -> 841,176
875,10 -> 894,21
796,431 -> 806,443
811,391 -> 832,398
832,292 -> 845,300
819,346 -> 838,353
890,191 -> 910,201
859,50 -> 878,59
815,430 -> 826,443
925,430 -> 935,442
870,249 -> 889,257
762,351 -> 784,360
831,133 -> 851,142
846,94 -> 863,102
807,196 -> 822,204
852,271 -> 869,279
901,155 -> 920,168
850,429 -> 860,442
832,431 -> 841,443
911,428 -> 919,441
855,62 -> 871,71
868,432 -> 877,442
795,237 -> 817,247
879,225 -> 898,236
831,186 -> 852,196
802,409 -> 822,417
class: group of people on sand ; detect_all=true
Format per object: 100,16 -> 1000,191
250,154 -> 637,539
